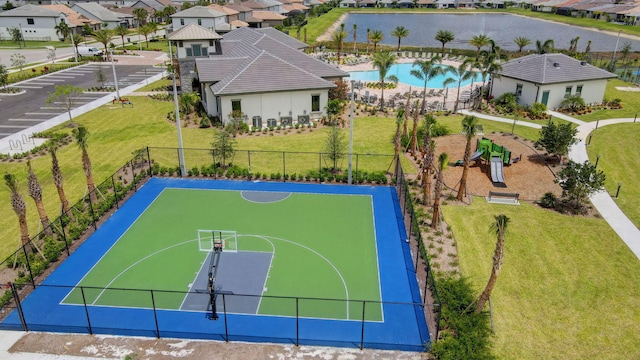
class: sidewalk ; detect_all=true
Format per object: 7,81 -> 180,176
463,109 -> 640,261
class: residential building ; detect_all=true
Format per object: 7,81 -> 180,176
71,2 -> 125,29
170,6 -> 231,32
224,2 -> 263,28
193,27 -> 347,127
491,53 -> 617,109
0,4 -> 66,41
41,4 -> 102,34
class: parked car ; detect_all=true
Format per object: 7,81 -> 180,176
77,47 -> 104,57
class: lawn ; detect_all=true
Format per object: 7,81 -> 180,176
0,39 -> 74,49
587,123 -> 640,228
573,79 -> 640,122
444,199 -> 640,359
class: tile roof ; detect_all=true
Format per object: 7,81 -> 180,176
224,3 -> 254,12
170,5 -> 226,18
168,22 -> 222,40
242,1 -> 270,9
41,4 -> 100,26
0,4 -> 62,17
196,27 -> 345,95
251,10 -> 286,20
72,3 -> 121,22
207,3 -> 240,15
497,53 -> 616,84
231,19 -> 250,27
255,27 -> 307,49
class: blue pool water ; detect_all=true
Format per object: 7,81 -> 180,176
349,63 -> 480,89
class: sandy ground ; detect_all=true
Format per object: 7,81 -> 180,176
435,133 -> 562,201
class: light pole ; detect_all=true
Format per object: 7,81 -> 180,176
611,30 -> 621,69
109,48 -> 120,101
169,40 -> 187,177
348,80 -> 355,185
18,23 -> 26,48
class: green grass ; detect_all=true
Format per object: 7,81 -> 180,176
444,199 -> 640,359
435,114 -> 543,141
587,123 -> 640,228
135,78 -> 171,92
8,62 -> 84,83
0,39 -> 74,49
574,79 -> 640,122
63,188 -> 382,320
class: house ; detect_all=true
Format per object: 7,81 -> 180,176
168,23 -> 222,92
0,4 -> 66,41
193,27 -> 347,127
491,53 -> 617,109
250,10 -> 286,27
170,6 -> 230,32
224,2 -> 263,28
41,4 -> 102,34
207,4 -> 248,32
71,2 -> 125,29
109,7 -> 138,27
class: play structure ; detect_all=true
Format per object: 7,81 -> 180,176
469,138 -> 512,184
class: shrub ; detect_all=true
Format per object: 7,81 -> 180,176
539,192 -> 558,209
199,117 -> 211,128
492,92 -> 519,113
559,95 -> 586,113
527,102 -> 547,119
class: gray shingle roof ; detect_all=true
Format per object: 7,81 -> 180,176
72,3 -> 121,22
170,6 -> 226,18
0,4 -> 62,17
497,53 -> 616,84
168,23 -> 222,40
255,27 -> 307,49
196,57 -> 251,82
209,51 -> 334,95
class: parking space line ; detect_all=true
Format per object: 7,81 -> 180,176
25,113 -> 60,115
9,119 -> 46,122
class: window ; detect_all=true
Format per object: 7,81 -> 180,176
231,100 -> 241,112
27,18 -> 34,25
209,40 -> 214,46
180,19 -> 184,26
576,85 -> 583,96
192,44 -> 202,57
202,47 -> 208,55
515,84 -> 523,96
197,19 -> 202,25
186,48 -> 192,56
311,94 -> 320,112
565,86 -> 572,98
178,41 -> 183,48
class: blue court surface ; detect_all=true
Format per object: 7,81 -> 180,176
1,178 -> 430,351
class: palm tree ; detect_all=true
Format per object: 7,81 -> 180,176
474,51 -> 502,106
431,152 -> 448,229
370,30 -> 383,53
456,116 -> 479,201
394,108 -> 405,157
469,34 -> 491,60
443,59 -> 476,113
372,51 -> 398,111
475,214 -> 511,313
48,142 -> 74,222
54,21 -> 71,41
568,36 -> 580,54
133,7 -> 148,28
71,33 -> 84,54
435,29 -> 455,57
93,29 -> 112,58
26,161 -> 53,237
535,39 -> 554,54
5,173 -> 30,248
513,36 -> 531,54
391,26 -> 409,51
410,55 -> 442,106
140,23 -> 157,48
366,28 -> 371,54
421,115 -> 436,204
352,23 -> 358,53
331,28 -> 347,64
114,25 -> 129,50
585,40 -> 592,54
72,126 -> 98,204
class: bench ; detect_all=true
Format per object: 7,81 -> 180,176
486,191 -> 520,205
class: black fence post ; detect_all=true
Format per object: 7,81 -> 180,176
355,154 -> 359,184
150,290 -> 160,338
80,286 -> 93,335
282,152 -> 286,181
112,175 -> 119,210
423,266 -> 429,304
295,297 -> 299,347
87,196 -> 97,231
177,148 -> 182,177
22,244 -> 35,288
60,216 -> 69,256
359,301 -> 366,350
318,153 -> 321,183
131,160 -> 137,191
146,147 -> 152,177
10,282 -> 28,332
247,151 -> 251,175
415,236 -> 421,273
222,293 -> 229,342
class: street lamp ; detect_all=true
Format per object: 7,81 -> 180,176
109,48 -> 120,101
169,39 -> 187,177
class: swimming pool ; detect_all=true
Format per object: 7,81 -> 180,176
349,63 -> 480,89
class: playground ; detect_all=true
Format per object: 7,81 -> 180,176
435,133 -> 562,200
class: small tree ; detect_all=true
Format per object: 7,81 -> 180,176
325,99 -> 343,125
0,64 -> 8,90
556,160 -> 606,210
559,95 -> 586,113
46,84 -> 83,127
7,27 -> 23,47
211,129 -> 236,169
10,53 -> 26,79
95,67 -> 106,89
431,152 -> 448,229
133,7 -> 149,27
475,214 -> 511,313
323,125 -> 347,172
535,120 -> 578,164
114,25 -> 129,49
46,46 -> 56,65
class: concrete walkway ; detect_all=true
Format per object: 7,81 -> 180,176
461,109 -> 640,261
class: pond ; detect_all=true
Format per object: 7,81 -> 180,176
342,13 -> 640,52
349,63 -> 481,88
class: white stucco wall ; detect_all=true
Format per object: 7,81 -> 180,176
171,17 -> 226,32
0,16 -> 63,41
492,76 -> 610,109
176,39 -> 217,58
202,88 -> 329,126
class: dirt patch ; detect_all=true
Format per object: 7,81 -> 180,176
434,132 -> 562,201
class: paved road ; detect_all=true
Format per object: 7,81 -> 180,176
0,63 -> 164,139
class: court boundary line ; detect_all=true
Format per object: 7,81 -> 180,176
180,248 -> 212,311
370,196 -> 385,323
163,186 -> 371,199
60,187 -> 169,304
248,235 -> 276,315
240,190 -> 292,204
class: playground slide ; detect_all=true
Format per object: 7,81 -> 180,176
491,157 -> 505,183
470,149 -> 484,161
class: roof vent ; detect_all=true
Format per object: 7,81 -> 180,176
553,62 -> 560,68
580,61 -> 587,66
